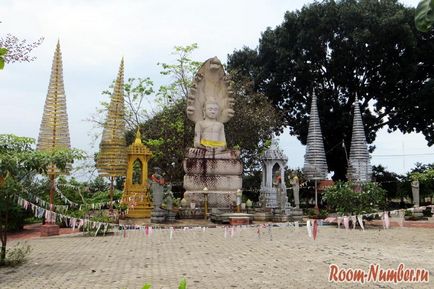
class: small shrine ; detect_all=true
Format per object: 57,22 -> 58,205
121,130 -> 153,218
259,138 -> 289,210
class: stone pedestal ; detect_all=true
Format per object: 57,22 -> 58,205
287,208 -> 303,222
166,211 -> 177,222
253,212 -> 273,221
40,224 -> 59,237
183,148 -> 242,209
151,208 -> 166,223
272,214 -> 288,222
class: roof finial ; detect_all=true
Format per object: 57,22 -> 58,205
134,128 -> 142,145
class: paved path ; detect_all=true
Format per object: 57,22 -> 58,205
0,226 -> 433,289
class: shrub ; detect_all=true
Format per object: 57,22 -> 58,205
422,207 -> 433,217
323,181 -> 386,215
4,242 -> 32,267
82,213 -> 112,236
306,209 -> 328,219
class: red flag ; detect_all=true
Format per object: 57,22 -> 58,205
313,220 -> 318,240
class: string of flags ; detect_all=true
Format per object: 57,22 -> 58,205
16,196 -> 304,240
26,187 -> 120,213
324,205 -> 434,232
55,186 -> 80,207
15,196 -> 433,241
54,186 -> 120,211
25,191 -> 70,213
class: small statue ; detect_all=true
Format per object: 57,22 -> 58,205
150,167 -> 165,208
411,179 -> 420,207
186,57 -> 235,153
163,188 -> 174,210
272,171 -> 286,210
290,176 -> 300,209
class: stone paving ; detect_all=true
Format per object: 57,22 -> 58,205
0,226 -> 433,289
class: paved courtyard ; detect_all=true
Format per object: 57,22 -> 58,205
0,226 -> 433,289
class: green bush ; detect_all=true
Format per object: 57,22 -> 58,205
82,212 -> 112,236
6,204 -> 29,232
422,207 -> 433,217
306,208 -> 328,218
4,242 -> 32,267
323,181 -> 386,215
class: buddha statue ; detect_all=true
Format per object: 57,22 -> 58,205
186,57 -> 234,155
194,97 -> 226,153
183,57 -> 242,209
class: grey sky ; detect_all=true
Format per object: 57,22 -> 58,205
1,0 -> 432,176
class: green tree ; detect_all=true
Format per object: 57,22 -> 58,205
372,165 -> 403,201
87,77 -> 155,143
323,181 -> 386,215
415,0 -> 434,32
0,134 -> 84,265
228,0 -> 434,180
0,48 -> 6,70
409,162 -> 434,202
157,43 -> 201,106
130,99 -> 193,183
157,43 -> 201,150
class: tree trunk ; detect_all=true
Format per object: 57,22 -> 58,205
0,210 -> 8,266
0,242 -> 5,266
109,176 -> 114,214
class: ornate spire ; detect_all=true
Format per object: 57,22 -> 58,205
37,41 -> 71,174
303,93 -> 328,180
348,97 -> 372,182
96,59 -> 128,177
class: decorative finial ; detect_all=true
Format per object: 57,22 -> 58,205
134,128 -> 142,145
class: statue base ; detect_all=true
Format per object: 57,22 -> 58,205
126,205 -> 153,218
183,148 -> 242,209
287,208 -> 303,222
121,191 -> 153,218
40,224 -> 59,237
183,191 -> 237,209
151,208 -> 166,223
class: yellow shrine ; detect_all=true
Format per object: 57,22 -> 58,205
121,130 -> 153,218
